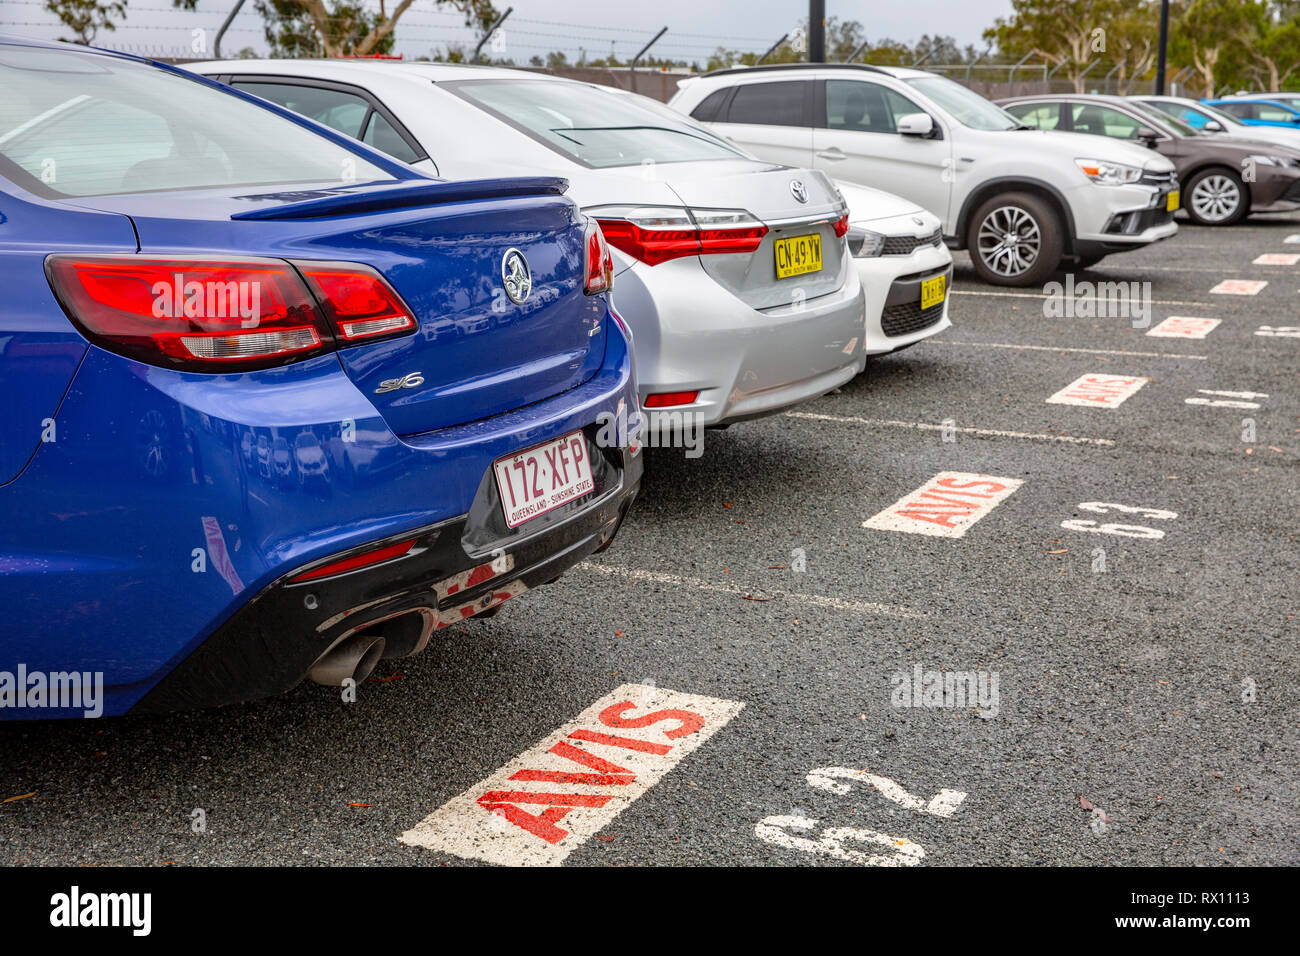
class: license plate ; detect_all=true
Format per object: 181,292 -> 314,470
493,431 -> 594,529
920,273 -> 947,310
774,233 -> 823,279
1166,190 -> 1180,212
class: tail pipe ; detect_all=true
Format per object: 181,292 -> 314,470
308,632 -> 386,687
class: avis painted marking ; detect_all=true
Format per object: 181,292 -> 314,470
1046,373 -> 1149,408
1146,316 -> 1220,339
1253,253 -> 1300,265
400,684 -> 743,866
1209,279 -> 1267,295
862,472 -> 1022,538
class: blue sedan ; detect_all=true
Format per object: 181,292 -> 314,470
0,37 -> 641,718
1204,98 -> 1300,130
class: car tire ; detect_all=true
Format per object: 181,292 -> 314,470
1184,167 -> 1249,226
966,192 -> 1064,286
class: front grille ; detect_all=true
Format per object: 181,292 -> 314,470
881,299 -> 945,337
1105,205 -> 1174,234
1283,179 -> 1300,202
1140,169 -> 1177,187
881,228 -> 943,256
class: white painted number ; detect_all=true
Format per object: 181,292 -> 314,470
1077,502 -> 1178,520
1061,501 -> 1177,540
754,815 -> 925,866
1186,389 -> 1268,410
806,767 -> 967,817
756,768 -> 967,866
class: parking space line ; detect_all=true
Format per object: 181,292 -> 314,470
926,340 -> 1207,361
785,411 -> 1115,446
399,684 -> 745,866
581,562 -> 923,619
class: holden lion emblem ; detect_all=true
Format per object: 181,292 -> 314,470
501,248 -> 532,304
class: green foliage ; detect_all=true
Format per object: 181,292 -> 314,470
44,0 -> 127,45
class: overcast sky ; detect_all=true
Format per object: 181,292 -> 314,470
2,0 -> 1015,62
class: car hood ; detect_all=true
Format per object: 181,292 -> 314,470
1011,128 -> 1177,171
830,179 -> 926,223
1170,135 -> 1300,162
1198,135 -> 1300,158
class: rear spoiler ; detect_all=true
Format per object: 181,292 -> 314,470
230,176 -> 569,221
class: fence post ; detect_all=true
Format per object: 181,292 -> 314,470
630,27 -> 668,93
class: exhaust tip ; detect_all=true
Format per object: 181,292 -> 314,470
309,632 -> 387,687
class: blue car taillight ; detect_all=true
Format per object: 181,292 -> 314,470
44,255 -> 417,372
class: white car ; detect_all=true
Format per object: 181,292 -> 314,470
670,64 -> 1180,285
833,180 -> 952,355
191,60 -> 867,429
1132,95 -> 1300,148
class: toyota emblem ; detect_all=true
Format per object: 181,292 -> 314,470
789,179 -> 809,204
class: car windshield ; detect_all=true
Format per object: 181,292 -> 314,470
1192,102 -> 1245,127
904,75 -> 1019,130
0,45 -> 391,198
450,79 -> 747,168
1126,100 -> 1195,136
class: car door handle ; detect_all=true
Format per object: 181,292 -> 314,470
816,147 -> 846,161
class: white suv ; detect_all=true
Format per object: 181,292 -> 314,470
670,64 -> 1180,286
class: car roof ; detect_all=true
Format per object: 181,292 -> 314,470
1000,92 -> 1134,107
696,62 -> 931,82
190,58 -> 573,84
1207,97 -> 1300,110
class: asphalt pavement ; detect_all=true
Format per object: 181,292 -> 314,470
2,215 -> 1296,867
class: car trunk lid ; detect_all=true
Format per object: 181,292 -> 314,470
80,178 -> 606,435
664,162 -> 847,310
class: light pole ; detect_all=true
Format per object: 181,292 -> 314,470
809,0 -> 825,63
1155,0 -> 1171,94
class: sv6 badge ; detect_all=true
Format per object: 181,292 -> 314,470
375,371 -> 425,394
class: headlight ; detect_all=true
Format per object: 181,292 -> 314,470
846,227 -> 886,258
1075,158 -> 1144,185
1247,153 -> 1297,168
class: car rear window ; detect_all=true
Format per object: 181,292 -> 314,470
450,78 -> 745,168
0,46 -> 392,198
230,79 -> 424,165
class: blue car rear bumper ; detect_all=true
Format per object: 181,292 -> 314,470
0,314 -> 640,717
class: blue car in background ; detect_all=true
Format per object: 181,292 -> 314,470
0,37 -> 641,718
1204,97 -> 1300,130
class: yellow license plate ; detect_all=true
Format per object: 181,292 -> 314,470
920,274 -> 946,310
774,233 -> 822,279
1166,190 -> 1180,212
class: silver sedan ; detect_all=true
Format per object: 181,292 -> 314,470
192,60 -> 867,430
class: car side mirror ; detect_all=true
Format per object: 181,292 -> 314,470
1203,119 -> 1224,132
1135,127 -> 1159,147
897,113 -> 935,137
